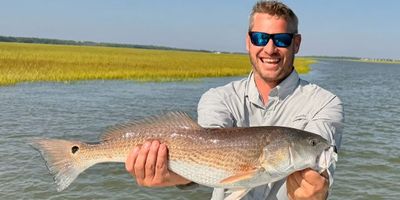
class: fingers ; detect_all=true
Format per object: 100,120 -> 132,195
287,169 -> 329,200
302,169 -> 329,194
144,141 -> 160,179
299,169 -> 314,188
301,169 -> 327,187
151,143 -> 169,184
134,141 -> 152,181
155,143 -> 168,174
125,140 -> 189,187
292,171 -> 303,187
125,140 -> 165,187
287,171 -> 303,200
287,170 -> 310,191
125,146 -> 140,176
287,173 -> 297,200
320,170 -> 329,179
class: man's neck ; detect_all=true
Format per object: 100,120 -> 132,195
254,75 -> 278,105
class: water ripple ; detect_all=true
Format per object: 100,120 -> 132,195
1,61 -> 400,199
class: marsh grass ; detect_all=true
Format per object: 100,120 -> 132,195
0,42 -> 314,86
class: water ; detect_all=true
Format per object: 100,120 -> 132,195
0,60 -> 399,199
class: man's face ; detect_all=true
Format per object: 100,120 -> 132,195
246,13 -> 301,85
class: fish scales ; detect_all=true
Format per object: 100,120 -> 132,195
82,128 -> 264,171
168,128 -> 271,171
31,111 -> 330,193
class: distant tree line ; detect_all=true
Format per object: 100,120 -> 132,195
0,35 -> 213,53
303,55 -> 400,62
302,55 -> 362,60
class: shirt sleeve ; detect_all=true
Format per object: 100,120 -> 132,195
303,95 -> 344,187
305,95 -> 344,151
197,88 -> 234,128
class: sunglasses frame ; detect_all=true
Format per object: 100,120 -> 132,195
248,32 -> 295,48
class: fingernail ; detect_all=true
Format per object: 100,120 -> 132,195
133,146 -> 140,154
143,141 -> 151,149
160,143 -> 167,152
152,140 -> 159,148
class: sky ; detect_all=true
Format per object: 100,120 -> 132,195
1,0 -> 399,59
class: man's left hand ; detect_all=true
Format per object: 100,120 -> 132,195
287,168 -> 329,200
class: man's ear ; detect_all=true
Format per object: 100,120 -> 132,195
246,34 -> 251,52
293,34 -> 301,54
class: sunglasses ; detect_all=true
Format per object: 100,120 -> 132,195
248,32 -> 295,48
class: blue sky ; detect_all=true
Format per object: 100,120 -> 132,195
1,0 -> 399,59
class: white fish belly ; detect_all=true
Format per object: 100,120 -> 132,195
169,160 -> 233,188
169,160 -> 294,189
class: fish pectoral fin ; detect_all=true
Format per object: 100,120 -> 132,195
220,169 -> 260,185
224,188 -> 251,200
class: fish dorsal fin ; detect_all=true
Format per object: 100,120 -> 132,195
100,111 -> 201,141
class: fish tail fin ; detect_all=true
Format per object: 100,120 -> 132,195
30,138 -> 92,192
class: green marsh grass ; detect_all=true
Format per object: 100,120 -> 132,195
0,42 -> 314,86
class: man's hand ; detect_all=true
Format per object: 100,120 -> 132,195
287,168 -> 329,200
125,140 -> 191,187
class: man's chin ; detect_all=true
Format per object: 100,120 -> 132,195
259,63 -> 280,71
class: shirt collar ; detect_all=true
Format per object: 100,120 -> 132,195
245,69 -> 300,105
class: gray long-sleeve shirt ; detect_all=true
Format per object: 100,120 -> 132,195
197,70 -> 344,200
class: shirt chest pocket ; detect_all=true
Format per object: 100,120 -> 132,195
291,114 -> 309,130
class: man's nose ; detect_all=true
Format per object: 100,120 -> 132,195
262,39 -> 278,55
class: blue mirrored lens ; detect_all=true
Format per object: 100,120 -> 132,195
250,32 -> 269,46
273,34 -> 293,47
249,32 -> 293,47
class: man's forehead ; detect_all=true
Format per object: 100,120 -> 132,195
251,13 -> 289,31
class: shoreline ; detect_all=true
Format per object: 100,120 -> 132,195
0,42 -> 313,86
306,57 -> 400,65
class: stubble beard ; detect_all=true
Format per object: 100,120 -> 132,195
250,54 -> 295,85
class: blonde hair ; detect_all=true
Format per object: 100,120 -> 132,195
249,0 -> 299,33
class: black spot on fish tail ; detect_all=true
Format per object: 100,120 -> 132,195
71,146 -> 79,154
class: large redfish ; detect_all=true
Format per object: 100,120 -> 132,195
31,112 -> 330,196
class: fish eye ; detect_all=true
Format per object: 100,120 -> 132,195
71,146 -> 79,154
309,139 -> 317,146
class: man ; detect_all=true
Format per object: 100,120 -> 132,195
125,1 -> 344,199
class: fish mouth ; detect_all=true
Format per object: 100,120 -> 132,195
319,144 -> 334,160
332,145 -> 338,153
315,145 -> 337,172
325,145 -> 335,151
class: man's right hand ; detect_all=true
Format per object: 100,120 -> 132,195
125,140 -> 191,187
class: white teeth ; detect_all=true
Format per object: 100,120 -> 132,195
261,58 -> 280,63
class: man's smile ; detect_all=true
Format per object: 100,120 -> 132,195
260,57 -> 281,66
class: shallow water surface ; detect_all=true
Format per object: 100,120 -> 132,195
0,60 -> 399,199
